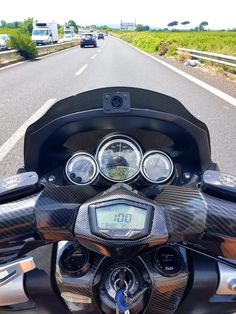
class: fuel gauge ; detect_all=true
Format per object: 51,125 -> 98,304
65,152 -> 99,185
141,151 -> 174,184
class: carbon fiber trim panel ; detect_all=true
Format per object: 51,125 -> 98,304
200,193 -> 236,259
55,241 -> 104,313
0,195 -> 37,264
0,195 -> 37,244
204,194 -> 236,238
142,246 -> 188,314
155,185 -> 207,242
74,184 -> 168,258
35,184 -> 97,241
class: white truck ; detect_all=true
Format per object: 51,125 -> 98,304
63,26 -> 74,42
31,22 -> 58,45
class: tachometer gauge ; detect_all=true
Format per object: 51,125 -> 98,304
65,152 -> 99,185
141,151 -> 174,183
154,246 -> 182,276
96,135 -> 142,182
59,243 -> 90,277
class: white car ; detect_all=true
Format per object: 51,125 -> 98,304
62,34 -> 73,42
0,34 -> 10,50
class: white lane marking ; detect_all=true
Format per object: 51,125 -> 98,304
116,38 -> 236,107
0,98 -> 56,162
91,54 -> 97,59
0,61 -> 25,71
75,64 -> 88,76
97,49 -> 101,53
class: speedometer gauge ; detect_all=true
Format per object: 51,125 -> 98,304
96,135 -> 142,182
141,151 -> 174,183
65,152 -> 99,185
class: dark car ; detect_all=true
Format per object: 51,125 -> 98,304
98,33 -> 104,39
80,33 -> 97,48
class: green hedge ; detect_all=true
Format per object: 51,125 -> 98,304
9,31 -> 38,59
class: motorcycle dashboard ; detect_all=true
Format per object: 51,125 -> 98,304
24,87 -> 212,178
89,200 -> 154,239
64,133 -> 175,186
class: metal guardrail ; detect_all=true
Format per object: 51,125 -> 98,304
177,48 -> 236,67
0,40 -> 80,67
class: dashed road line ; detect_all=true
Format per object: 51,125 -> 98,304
75,64 -> 88,76
91,54 -> 97,59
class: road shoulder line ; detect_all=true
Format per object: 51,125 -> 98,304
116,37 -> 236,107
0,98 -> 57,162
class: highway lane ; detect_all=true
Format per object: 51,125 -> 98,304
0,36 -> 235,179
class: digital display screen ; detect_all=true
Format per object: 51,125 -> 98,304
96,204 -> 147,230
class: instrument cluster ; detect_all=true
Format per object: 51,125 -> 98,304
65,134 -> 174,186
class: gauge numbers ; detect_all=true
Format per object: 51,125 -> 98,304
96,136 -> 143,182
141,151 -> 174,183
65,152 -> 99,185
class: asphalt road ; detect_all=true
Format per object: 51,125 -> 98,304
0,36 -> 235,179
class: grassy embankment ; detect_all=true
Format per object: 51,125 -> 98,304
113,31 -> 236,75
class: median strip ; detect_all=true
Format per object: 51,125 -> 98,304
0,41 -> 80,68
75,64 -> 88,76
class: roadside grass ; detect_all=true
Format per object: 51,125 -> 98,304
113,31 -> 236,56
113,31 -> 236,76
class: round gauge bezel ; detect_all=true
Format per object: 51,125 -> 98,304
141,150 -> 174,184
154,245 -> 183,277
65,152 -> 99,186
95,134 -> 143,183
59,243 -> 91,277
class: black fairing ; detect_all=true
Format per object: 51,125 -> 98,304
23,87 -> 212,176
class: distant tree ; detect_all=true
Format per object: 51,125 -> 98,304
67,20 -> 78,33
24,18 -> 34,35
181,21 -> 190,26
136,24 -> 144,31
167,21 -> 178,30
143,25 -> 150,31
136,24 -> 150,31
0,20 -> 7,28
6,21 -> 19,28
199,21 -> 208,31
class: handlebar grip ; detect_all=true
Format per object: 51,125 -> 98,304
155,185 -> 207,242
0,195 -> 37,245
202,193 -> 236,258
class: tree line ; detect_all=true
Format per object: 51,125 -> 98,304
167,21 -> 209,31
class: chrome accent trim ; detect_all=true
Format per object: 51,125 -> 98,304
96,134 -> 143,183
0,257 -> 36,306
65,152 -> 99,186
216,262 -> 236,295
141,150 -> 174,184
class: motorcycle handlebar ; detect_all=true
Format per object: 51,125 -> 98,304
0,177 -> 235,259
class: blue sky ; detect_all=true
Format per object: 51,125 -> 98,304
1,0 -> 236,29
